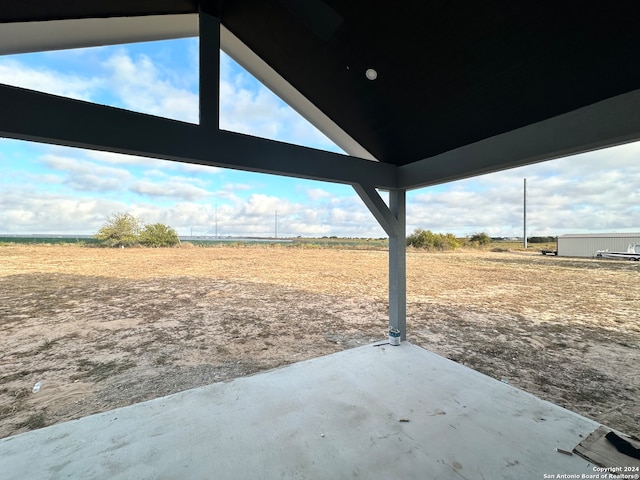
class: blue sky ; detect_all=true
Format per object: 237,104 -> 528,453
1,37 -> 639,238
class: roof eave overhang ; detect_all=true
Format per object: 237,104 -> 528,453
0,14 -> 199,55
399,89 -> 640,190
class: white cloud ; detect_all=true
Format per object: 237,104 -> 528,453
42,154 -> 126,177
407,142 -> 640,237
0,190 -> 129,234
150,190 -> 386,238
131,179 -> 210,201
222,182 -> 252,191
25,173 -> 64,185
306,188 -> 332,201
0,176 -> 384,237
83,150 -> 221,175
32,147 -> 219,203
101,49 -> 199,123
219,52 -> 341,153
0,59 -> 101,100
241,194 -> 290,216
281,194 -> 384,238
0,46 -> 198,123
84,150 -> 159,166
176,163 -> 222,174
41,154 -> 132,192
143,168 -> 170,178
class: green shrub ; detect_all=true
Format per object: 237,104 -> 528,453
467,232 -> 491,246
406,229 -> 460,251
140,223 -> 180,247
94,212 -> 142,248
95,213 -> 179,248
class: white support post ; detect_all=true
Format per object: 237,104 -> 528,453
354,185 -> 407,341
388,189 -> 407,340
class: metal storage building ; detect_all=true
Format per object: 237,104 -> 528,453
557,233 -> 640,258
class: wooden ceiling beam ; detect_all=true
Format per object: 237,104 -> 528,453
0,83 -> 397,188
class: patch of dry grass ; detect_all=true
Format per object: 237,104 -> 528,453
0,245 -> 638,439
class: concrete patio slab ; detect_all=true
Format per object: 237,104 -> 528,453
0,342 -> 601,479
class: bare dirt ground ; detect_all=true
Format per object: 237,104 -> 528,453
1,244 -> 638,439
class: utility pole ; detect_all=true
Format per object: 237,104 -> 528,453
215,204 -> 218,239
523,178 -> 527,249
275,210 -> 278,239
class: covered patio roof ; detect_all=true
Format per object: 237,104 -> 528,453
1,3 -> 639,476
2,1 -> 640,188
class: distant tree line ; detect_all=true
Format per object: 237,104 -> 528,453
527,236 -> 556,244
406,229 -> 557,250
94,212 -> 180,247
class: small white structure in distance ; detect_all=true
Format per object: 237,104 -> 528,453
557,232 -> 640,258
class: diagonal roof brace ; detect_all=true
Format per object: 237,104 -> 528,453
353,183 -> 400,237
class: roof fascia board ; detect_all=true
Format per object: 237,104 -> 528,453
0,14 -> 198,56
0,83 -> 396,188
220,25 -> 378,162
399,89 -> 640,190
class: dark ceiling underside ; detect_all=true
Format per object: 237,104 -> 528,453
2,1 -> 640,167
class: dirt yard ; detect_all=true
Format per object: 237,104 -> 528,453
1,244 -> 638,439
